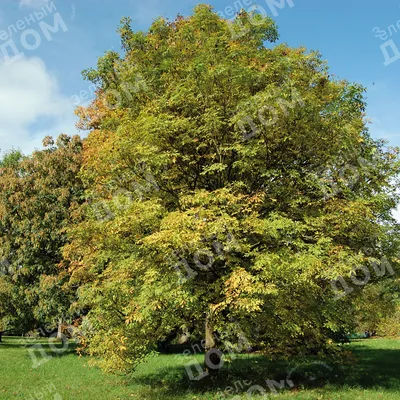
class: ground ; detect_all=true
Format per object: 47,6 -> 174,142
1,337 -> 400,399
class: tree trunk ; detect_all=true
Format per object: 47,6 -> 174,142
205,314 -> 216,351
57,318 -> 63,341
204,313 -> 223,374
0,330 -> 6,342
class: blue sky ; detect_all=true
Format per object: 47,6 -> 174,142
0,0 -> 399,154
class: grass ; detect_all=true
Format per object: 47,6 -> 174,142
1,337 -> 400,399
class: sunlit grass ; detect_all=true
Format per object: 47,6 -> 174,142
1,337 -> 400,399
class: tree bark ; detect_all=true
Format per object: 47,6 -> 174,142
205,314 -> 216,351
57,318 -> 63,341
204,312 -> 223,374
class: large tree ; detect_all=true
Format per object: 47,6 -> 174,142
64,5 -> 400,372
0,135 -> 84,336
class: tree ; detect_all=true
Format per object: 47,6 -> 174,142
64,5 -> 400,372
0,135 -> 84,336
0,276 -> 14,342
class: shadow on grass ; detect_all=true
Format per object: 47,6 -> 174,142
341,342 -> 400,388
0,336 -> 79,358
126,341 -> 400,398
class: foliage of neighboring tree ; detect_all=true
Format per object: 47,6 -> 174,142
0,277 -> 15,341
353,281 -> 398,333
364,277 -> 400,337
0,135 -> 84,335
377,304 -> 400,337
63,5 -> 400,372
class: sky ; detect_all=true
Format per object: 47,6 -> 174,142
0,0 -> 399,155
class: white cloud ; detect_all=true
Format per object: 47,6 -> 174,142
0,56 -> 78,155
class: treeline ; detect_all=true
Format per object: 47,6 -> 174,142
1,5 -> 400,373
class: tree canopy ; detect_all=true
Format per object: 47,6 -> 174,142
0,135 -> 84,335
59,5 -> 400,372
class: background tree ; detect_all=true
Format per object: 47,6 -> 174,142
0,135 -> 84,336
0,277 -> 15,342
64,5 -> 400,372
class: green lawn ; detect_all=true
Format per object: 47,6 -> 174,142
1,337 -> 400,399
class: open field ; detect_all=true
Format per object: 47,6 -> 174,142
1,337 -> 400,399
